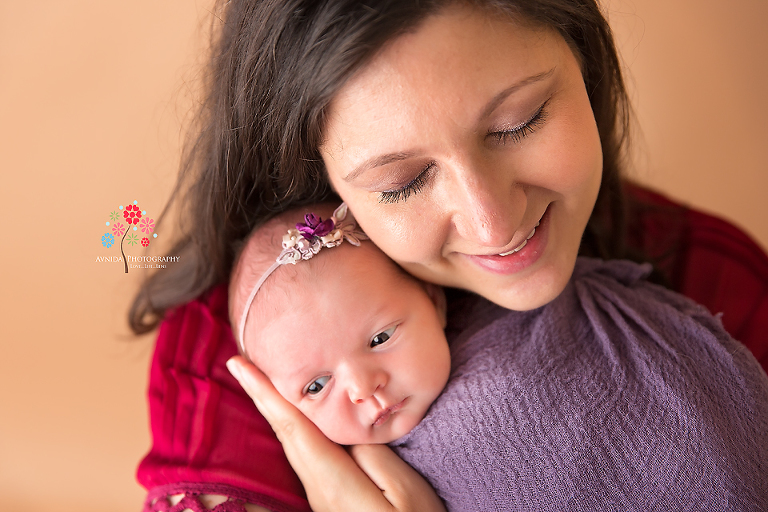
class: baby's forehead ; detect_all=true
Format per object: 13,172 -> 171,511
232,202 -> 428,362
260,240 -> 407,306
245,242 -> 414,345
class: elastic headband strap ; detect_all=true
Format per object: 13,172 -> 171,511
236,203 -> 368,354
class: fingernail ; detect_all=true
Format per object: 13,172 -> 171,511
226,358 -> 242,381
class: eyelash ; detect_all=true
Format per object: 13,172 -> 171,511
378,163 -> 433,204
376,102 -> 549,204
488,101 -> 548,144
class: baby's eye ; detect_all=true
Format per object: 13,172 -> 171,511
306,375 -> 330,395
371,326 -> 397,347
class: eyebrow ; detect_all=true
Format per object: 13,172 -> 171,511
342,67 -> 556,183
343,151 -> 418,182
479,67 -> 556,120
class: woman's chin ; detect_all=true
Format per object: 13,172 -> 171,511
473,250 -> 577,312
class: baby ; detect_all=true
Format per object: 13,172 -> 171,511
230,203 -> 768,511
229,202 -> 451,445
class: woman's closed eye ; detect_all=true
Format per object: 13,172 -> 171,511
305,375 -> 331,396
487,100 -> 549,145
378,163 -> 434,204
371,325 -> 397,347
377,102 -> 548,204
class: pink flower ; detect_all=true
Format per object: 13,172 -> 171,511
124,204 -> 142,225
140,217 -> 155,234
112,222 -> 126,237
141,237 -> 150,247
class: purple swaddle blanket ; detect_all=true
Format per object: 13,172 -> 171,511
390,258 -> 768,511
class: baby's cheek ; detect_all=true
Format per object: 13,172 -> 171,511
303,404 -> 357,445
435,344 -> 452,393
297,402 -> 321,424
414,336 -> 451,399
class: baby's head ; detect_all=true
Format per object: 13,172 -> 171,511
230,203 -> 450,445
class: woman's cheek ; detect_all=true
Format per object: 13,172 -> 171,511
355,205 -> 443,266
557,96 -> 603,193
529,109 -> 602,203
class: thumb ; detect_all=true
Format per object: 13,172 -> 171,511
226,355 -> 286,424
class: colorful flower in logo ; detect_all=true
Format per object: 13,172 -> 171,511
103,200 -> 160,273
112,222 -> 126,237
102,233 -> 115,248
140,217 -> 155,234
123,204 -> 142,225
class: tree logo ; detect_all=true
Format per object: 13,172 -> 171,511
100,200 -> 158,273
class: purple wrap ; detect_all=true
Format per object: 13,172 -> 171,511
390,258 -> 768,511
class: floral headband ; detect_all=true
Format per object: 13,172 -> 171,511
237,203 -> 368,354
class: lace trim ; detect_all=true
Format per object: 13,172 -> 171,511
144,483 -> 304,512
146,494 -> 246,512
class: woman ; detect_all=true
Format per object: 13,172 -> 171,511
133,1 -> 768,511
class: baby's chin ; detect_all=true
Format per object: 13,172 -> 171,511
326,430 -> 403,446
321,411 -> 422,446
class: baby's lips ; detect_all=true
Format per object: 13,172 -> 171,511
372,397 -> 408,427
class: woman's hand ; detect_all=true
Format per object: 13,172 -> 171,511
226,356 -> 445,512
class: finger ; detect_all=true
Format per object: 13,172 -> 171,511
226,356 -> 294,425
350,445 -> 446,512
226,355 -> 324,443
227,355 -> 340,453
350,444 -> 419,491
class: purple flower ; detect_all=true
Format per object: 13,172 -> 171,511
296,213 -> 335,239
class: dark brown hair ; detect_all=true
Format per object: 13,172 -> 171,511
129,0 -> 632,334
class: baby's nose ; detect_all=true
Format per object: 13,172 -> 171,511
346,368 -> 386,404
348,379 -> 378,404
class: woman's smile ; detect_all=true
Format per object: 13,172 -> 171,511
463,206 -> 550,275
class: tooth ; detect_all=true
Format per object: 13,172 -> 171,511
499,238 -> 527,256
499,227 -> 537,256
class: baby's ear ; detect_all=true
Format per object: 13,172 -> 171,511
423,283 -> 447,328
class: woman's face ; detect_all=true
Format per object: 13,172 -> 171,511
320,5 -> 603,311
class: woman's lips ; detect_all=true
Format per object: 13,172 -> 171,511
373,398 -> 408,427
464,207 -> 550,275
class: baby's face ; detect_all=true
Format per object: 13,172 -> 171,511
248,243 -> 450,445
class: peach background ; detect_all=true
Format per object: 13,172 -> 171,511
0,1 -> 765,511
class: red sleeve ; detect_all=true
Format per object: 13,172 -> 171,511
676,207 -> 768,369
136,284 -> 311,512
626,183 -> 768,372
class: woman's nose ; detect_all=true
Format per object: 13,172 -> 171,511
445,156 -> 526,248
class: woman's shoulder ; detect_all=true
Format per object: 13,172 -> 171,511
567,256 -> 736,346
